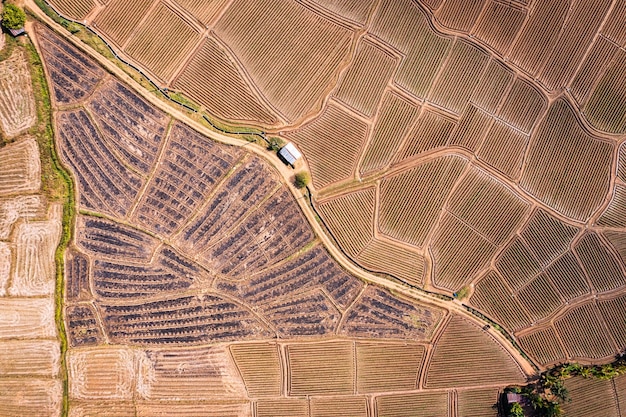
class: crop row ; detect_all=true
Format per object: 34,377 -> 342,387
58,109 -> 144,218
36,25 -> 104,106
65,304 -> 104,347
132,122 -> 241,236
0,49 -> 36,138
0,138 -> 41,196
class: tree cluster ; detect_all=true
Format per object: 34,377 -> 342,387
1,4 -> 26,30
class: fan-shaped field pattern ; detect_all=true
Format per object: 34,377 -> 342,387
213,0 -> 353,122
57,109 -> 145,218
370,0 -> 452,98
46,0 -> 95,20
124,2 -> 202,83
179,156 -> 281,250
132,122 -> 242,236
379,155 -> 467,247
91,247 -> 201,299
65,304 -> 105,347
598,184 -> 626,227
359,91 -> 421,175
333,38 -> 397,117
216,245 -> 363,312
173,37 -> 278,125
199,189 -> 314,277
36,25 -> 105,105
100,294 -> 274,345
85,80 -> 169,176
339,287 -> 444,340
283,103 -> 368,189
0,137 -> 41,196
0,50 -> 37,138
520,98 -> 613,220
317,187 -> 375,257
76,215 -> 158,262
425,315 -> 526,388
357,238 -> 425,287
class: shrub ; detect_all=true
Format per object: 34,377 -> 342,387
294,171 -> 310,189
2,4 -> 26,30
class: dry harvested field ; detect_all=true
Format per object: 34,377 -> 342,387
26,0 -> 626,414
0,49 -> 36,138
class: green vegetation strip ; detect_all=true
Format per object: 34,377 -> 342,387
27,35 -> 74,417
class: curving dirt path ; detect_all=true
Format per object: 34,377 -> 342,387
24,0 -> 537,377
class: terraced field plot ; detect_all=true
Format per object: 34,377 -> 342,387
25,0 -> 626,414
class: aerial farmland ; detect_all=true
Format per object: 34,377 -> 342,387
0,0 -> 626,415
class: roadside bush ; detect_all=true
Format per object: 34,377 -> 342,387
294,171 -> 310,189
2,4 -> 26,30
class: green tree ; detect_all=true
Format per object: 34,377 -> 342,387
508,402 -> 524,417
2,4 -> 26,30
294,171 -> 310,189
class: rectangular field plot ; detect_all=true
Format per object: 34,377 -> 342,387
519,208 -> 579,268
477,120 -> 529,180
545,251 -> 591,302
598,294 -> 626,350
376,391 -> 449,417
287,340 -> 355,396
136,401 -> 251,417
517,326 -> 567,366
0,137 -> 41,196
569,36 -> 619,106
497,78 -> 547,133
310,396 -> 369,417
397,110 -> 456,160
554,302 -> 617,361
370,0 -> 452,98
0,49 -> 36,138
46,0 -> 96,20
68,347 -> 137,400
0,297 -> 57,339
10,205 -> 62,296
495,236 -> 541,292
574,233 -> 626,293
124,2 -> 202,82
0,379 -> 62,417
356,342 -> 425,393
173,0 -> 229,25
359,91 -> 421,175
256,398 -> 308,417
333,38 -> 397,117
229,342 -> 282,397
562,376 -> 619,417
471,60 -> 513,114
140,346 -> 247,400
214,0 -> 352,122
449,105 -> 492,151
69,401 -> 135,417
0,340 -> 60,377
457,387 -> 500,417
132,122 -> 241,236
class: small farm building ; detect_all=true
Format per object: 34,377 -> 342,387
507,392 -> 522,404
279,142 -> 302,166
8,27 -> 24,37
